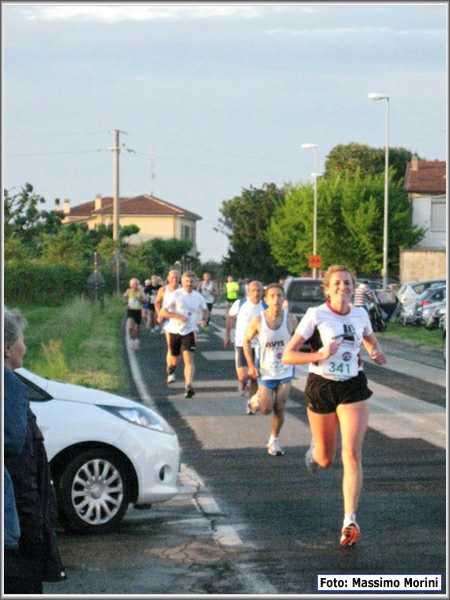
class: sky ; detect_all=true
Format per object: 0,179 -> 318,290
2,2 -> 448,263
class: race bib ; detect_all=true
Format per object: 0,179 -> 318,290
182,310 -> 196,328
129,298 -> 140,309
321,344 -> 358,380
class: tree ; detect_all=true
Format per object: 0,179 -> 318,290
40,227 -> 93,268
217,183 -> 286,282
120,224 -> 140,240
96,237 -> 117,265
3,237 -> 34,264
4,183 -> 64,248
324,143 -> 419,184
149,238 -> 194,266
126,237 -> 194,276
269,171 -> 425,278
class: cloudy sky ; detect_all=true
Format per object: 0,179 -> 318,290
3,2 -> 447,263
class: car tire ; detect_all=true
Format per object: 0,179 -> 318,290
57,448 -> 130,534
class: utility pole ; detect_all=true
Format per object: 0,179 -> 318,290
106,130 -> 135,294
113,129 -> 120,245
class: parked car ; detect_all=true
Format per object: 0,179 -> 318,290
283,277 -> 324,321
413,286 -> 446,326
399,303 -> 418,326
15,367 -> 181,534
397,279 -> 446,308
421,298 -> 446,330
356,277 -> 400,293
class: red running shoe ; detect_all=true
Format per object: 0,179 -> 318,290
340,522 -> 360,547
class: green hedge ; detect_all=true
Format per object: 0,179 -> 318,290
4,261 -> 164,306
4,263 -> 126,306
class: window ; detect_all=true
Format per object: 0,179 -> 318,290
181,224 -> 195,242
431,200 -> 446,232
15,373 -> 52,402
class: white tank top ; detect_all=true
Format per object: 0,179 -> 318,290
257,310 -> 294,381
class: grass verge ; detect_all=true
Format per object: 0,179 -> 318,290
377,320 -> 444,349
16,295 -> 126,392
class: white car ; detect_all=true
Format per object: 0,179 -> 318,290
397,279 -> 446,308
15,368 -> 181,534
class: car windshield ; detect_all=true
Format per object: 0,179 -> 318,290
411,283 -> 428,295
419,287 -> 446,301
286,281 -> 324,302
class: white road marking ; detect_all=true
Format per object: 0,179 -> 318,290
202,350 -> 235,360
126,333 -> 156,407
177,462 -> 279,595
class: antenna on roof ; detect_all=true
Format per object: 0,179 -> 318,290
150,145 -> 156,196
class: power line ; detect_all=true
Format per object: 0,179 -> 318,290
4,150 -> 103,157
3,131 -> 107,139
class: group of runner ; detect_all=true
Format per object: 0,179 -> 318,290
123,270 -> 218,397
124,265 -> 387,548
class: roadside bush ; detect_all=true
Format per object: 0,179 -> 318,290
5,262 -> 89,305
4,262 -> 129,305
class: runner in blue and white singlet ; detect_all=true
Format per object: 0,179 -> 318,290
257,309 -> 295,382
243,283 -> 298,457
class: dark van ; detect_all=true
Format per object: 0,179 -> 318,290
283,277 -> 325,321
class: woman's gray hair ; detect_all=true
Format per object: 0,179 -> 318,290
4,306 -> 28,346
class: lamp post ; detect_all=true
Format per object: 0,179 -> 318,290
302,143 -> 319,277
368,93 -> 390,289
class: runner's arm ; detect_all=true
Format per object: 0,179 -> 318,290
288,314 -> 299,334
154,287 -> 165,315
362,333 -> 387,365
242,315 -> 260,374
282,332 -> 340,365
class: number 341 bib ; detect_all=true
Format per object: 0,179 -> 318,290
321,342 -> 359,381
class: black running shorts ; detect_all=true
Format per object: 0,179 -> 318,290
304,371 -> 373,414
127,308 -> 142,325
169,332 -> 196,356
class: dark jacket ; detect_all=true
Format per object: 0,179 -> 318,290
4,407 -> 66,582
4,366 -> 29,550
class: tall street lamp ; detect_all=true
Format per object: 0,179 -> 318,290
302,143 -> 319,277
368,92 -> 390,289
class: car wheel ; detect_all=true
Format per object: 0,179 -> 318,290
58,449 -> 129,534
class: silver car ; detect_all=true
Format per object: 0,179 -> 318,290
397,279 -> 446,308
421,298 -> 446,330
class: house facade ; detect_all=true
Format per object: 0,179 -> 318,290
401,158 -> 446,282
55,193 -> 202,262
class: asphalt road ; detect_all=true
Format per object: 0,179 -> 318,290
45,308 -> 447,596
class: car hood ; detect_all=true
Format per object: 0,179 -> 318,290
16,367 -> 141,408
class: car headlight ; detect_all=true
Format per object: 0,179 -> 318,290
100,405 -> 175,435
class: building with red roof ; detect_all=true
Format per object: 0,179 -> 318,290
400,158 -> 446,282
55,193 -> 202,257
404,158 -> 446,250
